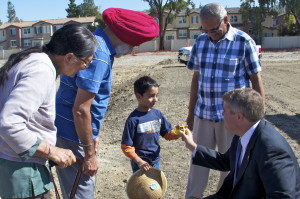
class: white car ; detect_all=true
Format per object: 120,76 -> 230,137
177,46 -> 193,65
178,45 -> 262,65
256,45 -> 262,59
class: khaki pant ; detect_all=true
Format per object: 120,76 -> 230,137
185,117 -> 233,199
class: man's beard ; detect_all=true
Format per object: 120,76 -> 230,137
115,44 -> 133,58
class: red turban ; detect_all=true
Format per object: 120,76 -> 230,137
103,8 -> 159,46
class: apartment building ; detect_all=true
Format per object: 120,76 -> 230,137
0,16 -> 96,50
161,7 -> 279,41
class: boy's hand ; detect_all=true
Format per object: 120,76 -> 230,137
133,156 -> 151,172
179,128 -> 197,152
138,160 -> 151,172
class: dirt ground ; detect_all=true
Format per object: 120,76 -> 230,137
2,50 -> 299,199
90,50 -> 300,199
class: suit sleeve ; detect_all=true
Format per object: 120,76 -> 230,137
193,145 -> 231,172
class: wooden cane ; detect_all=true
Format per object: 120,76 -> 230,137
49,158 -> 83,199
69,158 -> 83,199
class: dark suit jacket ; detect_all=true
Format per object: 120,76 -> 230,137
193,120 -> 300,199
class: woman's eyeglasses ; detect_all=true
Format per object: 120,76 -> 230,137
75,56 -> 93,68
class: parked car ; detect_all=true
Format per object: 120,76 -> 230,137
178,45 -> 262,65
178,46 -> 193,65
256,45 -> 262,59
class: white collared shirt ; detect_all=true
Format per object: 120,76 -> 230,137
192,120 -> 261,160
238,120 -> 260,164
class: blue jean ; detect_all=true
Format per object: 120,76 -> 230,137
130,156 -> 160,173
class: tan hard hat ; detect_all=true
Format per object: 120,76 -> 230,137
126,168 -> 167,199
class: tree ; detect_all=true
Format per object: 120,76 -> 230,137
257,0 -> 300,35
66,0 -> 80,18
13,17 -> 22,22
279,14 -> 298,35
78,0 -> 99,17
142,0 -> 195,50
240,1 -> 265,44
7,0 -> 16,23
65,0 -> 105,32
66,0 -> 99,17
240,0 -> 278,44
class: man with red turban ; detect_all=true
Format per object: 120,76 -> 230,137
55,8 -> 159,199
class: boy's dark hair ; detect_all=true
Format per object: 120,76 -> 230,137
134,76 -> 159,95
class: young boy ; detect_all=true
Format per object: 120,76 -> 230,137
121,76 -> 180,173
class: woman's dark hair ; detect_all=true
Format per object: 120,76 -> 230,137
0,23 -> 97,86
134,76 -> 159,95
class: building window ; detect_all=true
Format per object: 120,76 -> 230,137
10,28 -> 16,36
178,29 -> 187,38
273,19 -> 278,26
264,32 -> 273,37
166,35 -> 174,40
53,25 -> 63,32
23,28 -> 31,34
24,39 -> 32,47
2,30 -> 5,37
230,16 -> 238,22
191,33 -> 199,39
178,17 -> 186,24
43,25 -> 51,33
33,42 -> 41,47
34,26 -> 42,34
167,17 -> 173,25
191,16 -> 198,24
10,40 -> 17,47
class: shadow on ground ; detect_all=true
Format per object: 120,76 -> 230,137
265,113 -> 300,145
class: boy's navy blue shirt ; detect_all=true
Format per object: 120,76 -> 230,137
122,108 -> 173,158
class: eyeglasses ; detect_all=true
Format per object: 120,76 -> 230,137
200,20 -> 223,34
75,56 -> 93,68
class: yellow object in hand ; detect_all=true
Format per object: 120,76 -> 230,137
173,125 -> 188,135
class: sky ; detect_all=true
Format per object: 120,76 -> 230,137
0,0 -> 244,23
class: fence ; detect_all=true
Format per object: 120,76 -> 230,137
138,36 -> 300,52
1,36 -> 299,59
262,36 -> 300,49
0,49 -> 22,59
138,38 -> 195,52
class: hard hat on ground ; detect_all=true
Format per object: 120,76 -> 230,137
126,168 -> 167,199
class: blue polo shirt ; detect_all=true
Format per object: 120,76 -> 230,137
55,28 -> 116,142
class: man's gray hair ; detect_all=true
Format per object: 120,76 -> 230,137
200,3 -> 227,21
222,88 -> 264,122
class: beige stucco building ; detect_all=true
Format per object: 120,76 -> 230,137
159,7 -> 279,42
0,16 -> 96,50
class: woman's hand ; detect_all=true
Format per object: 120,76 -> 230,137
48,145 -> 76,168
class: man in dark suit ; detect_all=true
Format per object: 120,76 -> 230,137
180,88 -> 300,199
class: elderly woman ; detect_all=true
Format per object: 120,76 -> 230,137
0,23 -> 97,199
